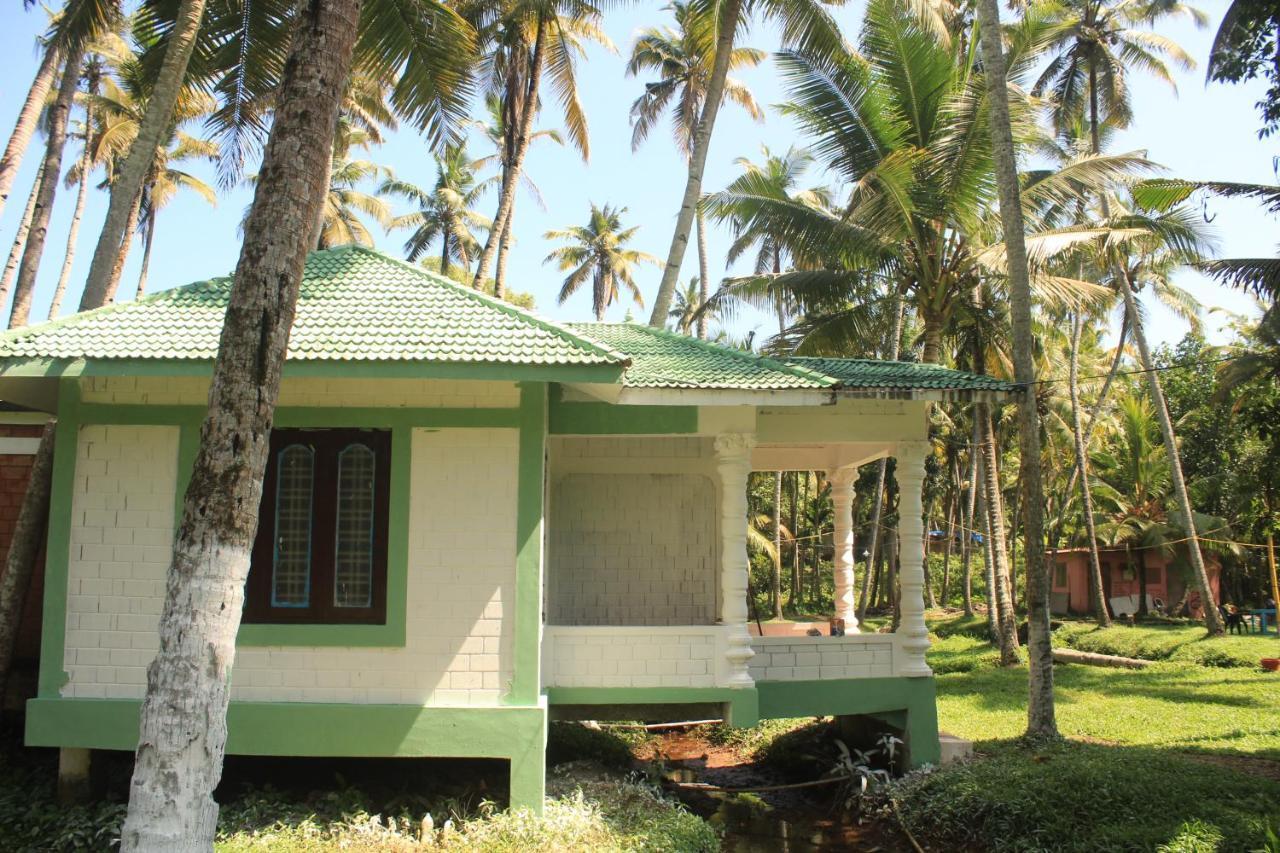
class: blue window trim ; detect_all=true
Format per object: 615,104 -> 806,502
334,443 -> 376,609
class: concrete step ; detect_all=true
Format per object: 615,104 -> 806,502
939,731 -> 974,765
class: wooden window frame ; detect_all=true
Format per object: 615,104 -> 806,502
244,428 -> 391,626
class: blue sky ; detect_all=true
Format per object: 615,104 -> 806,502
0,1 -> 1273,349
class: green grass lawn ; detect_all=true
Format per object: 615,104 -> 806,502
1054,620 -> 1280,669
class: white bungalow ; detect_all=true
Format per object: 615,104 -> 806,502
0,247 -> 1010,810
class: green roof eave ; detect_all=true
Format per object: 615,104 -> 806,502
0,356 -> 628,384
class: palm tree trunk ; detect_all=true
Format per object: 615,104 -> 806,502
696,208 -> 710,339
0,164 -> 43,317
1136,547 -> 1149,616
135,217 -> 155,299
473,17 -> 547,290
858,291 -> 905,620
647,0 -> 743,326
771,471 -> 783,619
119,0 -> 362,846
78,0 -> 208,312
9,42 -> 84,330
440,224 -> 452,277
0,44 -> 60,218
979,402 -> 1020,665
494,192 -> 516,298
1116,279 -> 1223,633
962,418 -> 979,616
103,188 -> 143,305
49,128 -> 94,319
975,0 -> 1056,735
980,458 -> 997,639
789,472 -> 800,608
1068,312 -> 1111,626
1059,311 -> 1130,514
942,479 -> 956,605
1266,533 -> 1279,620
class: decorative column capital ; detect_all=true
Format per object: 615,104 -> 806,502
827,466 -> 858,491
894,440 -> 931,470
714,432 -> 756,461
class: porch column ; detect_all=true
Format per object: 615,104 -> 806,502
894,440 -> 932,676
828,467 -> 859,633
715,432 -> 756,687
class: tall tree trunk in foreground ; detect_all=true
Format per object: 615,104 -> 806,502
1117,279 -> 1223,634
104,188 -> 143,305
772,471 -> 783,619
979,403 -> 1020,664
50,118 -> 95,320
135,216 -> 155,299
1068,312 -> 1110,626
695,208 -> 709,338
0,165 -> 43,315
78,0 -> 207,311
473,18 -> 546,290
0,423 -> 54,709
648,0 -> 743,326
494,193 -> 516,298
119,0 -> 361,846
0,44 -> 60,218
962,419 -> 979,616
9,43 -> 85,330
975,0 -> 1056,736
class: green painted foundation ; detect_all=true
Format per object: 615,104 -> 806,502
26,698 -> 550,813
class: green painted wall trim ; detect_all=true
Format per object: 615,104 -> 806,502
755,676 -> 941,768
548,400 -> 697,435
545,686 -> 760,727
36,379 -> 79,697
508,383 -> 546,704
25,698 -> 549,812
2,358 -> 626,385
79,404 -> 522,430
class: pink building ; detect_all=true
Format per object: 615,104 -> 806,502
1051,546 -> 1222,618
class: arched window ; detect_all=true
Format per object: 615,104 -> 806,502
335,444 -> 376,608
245,429 -> 390,625
271,444 -> 314,607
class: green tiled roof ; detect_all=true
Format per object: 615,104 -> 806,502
782,357 -> 1016,392
0,246 -> 626,367
568,323 -> 837,390
569,324 -> 1014,393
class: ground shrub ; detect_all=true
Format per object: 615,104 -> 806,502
894,741 -> 1280,852
928,633 -> 1000,673
929,612 -> 993,639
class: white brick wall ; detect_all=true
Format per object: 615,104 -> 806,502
548,435 -> 719,626
747,634 -> 897,681
61,425 -> 519,707
79,376 -> 520,408
542,626 -> 723,688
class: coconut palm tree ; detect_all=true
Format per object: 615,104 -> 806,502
467,0 -> 614,289
627,0 -> 764,337
315,125 -> 394,250
545,203 -> 658,320
134,132 -> 219,297
384,144 -> 491,274
644,0 -> 850,327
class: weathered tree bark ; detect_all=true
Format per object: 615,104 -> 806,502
103,188 -> 143,306
135,216 -> 155,298
1116,278 -> 1223,634
0,164 -> 43,315
979,402 -> 1020,665
1053,648 -> 1151,669
0,423 -> 54,710
78,0 -> 207,311
9,43 -> 85,330
494,193 -> 516,298
648,0 -> 743,326
789,471 -> 800,607
119,0 -> 362,846
961,418 -> 979,616
975,0 -> 1056,736
771,471 -> 783,619
1068,312 -> 1110,626
0,44 -> 60,218
50,115 -> 95,320
473,17 -> 546,290
980,456 -> 997,640
941,480 -> 956,605
695,208 -> 709,339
